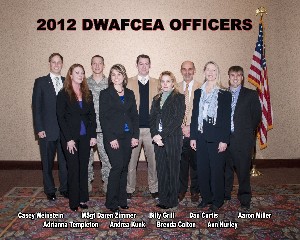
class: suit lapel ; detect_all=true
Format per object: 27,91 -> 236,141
162,91 -> 175,109
108,86 -> 125,109
132,76 -> 140,110
46,74 -> 56,96
123,88 -> 132,110
234,87 -> 245,115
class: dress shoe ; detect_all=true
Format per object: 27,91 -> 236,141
197,201 -> 211,209
46,193 -> 56,201
70,207 -> 78,212
156,204 -> 169,209
127,193 -> 133,199
209,205 -> 219,212
120,205 -> 129,209
79,203 -> 88,209
178,192 -> 186,202
191,192 -> 199,203
60,191 -> 69,199
109,207 -> 120,213
151,192 -> 159,199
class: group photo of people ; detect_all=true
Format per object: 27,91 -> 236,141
32,52 -> 262,213
2,0 -> 300,238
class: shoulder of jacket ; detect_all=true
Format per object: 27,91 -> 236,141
100,87 -> 110,96
243,87 -> 256,94
177,92 -> 185,98
150,76 -> 158,81
128,76 -> 137,81
219,88 -> 230,94
194,88 -> 202,94
125,87 -> 134,95
35,75 -> 48,83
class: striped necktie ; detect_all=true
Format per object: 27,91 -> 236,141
230,91 -> 236,132
183,83 -> 189,125
55,77 -> 60,94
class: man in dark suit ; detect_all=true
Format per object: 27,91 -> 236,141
32,53 -> 68,201
224,66 -> 262,211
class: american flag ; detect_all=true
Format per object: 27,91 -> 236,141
248,20 -> 273,149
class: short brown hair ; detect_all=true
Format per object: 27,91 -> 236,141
91,55 -> 104,65
228,66 -> 244,77
49,53 -> 63,63
136,54 -> 151,65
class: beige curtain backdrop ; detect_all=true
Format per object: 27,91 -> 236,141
0,0 -> 299,161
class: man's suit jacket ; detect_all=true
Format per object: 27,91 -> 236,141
56,90 -> 97,142
126,75 -> 158,113
32,74 -> 64,141
231,87 -> 262,148
178,80 -> 202,125
190,89 -> 232,144
99,86 -> 139,143
149,91 -> 185,140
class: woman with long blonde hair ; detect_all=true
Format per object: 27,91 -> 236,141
190,61 -> 231,212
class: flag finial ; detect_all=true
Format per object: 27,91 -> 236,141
256,7 -> 267,20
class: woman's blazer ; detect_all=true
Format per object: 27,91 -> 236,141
190,88 -> 232,144
99,86 -> 139,143
149,91 -> 185,140
56,89 -> 97,142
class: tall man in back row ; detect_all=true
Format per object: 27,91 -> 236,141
32,53 -> 68,201
177,61 -> 201,203
126,54 -> 159,199
87,55 -> 110,193
224,66 -> 261,211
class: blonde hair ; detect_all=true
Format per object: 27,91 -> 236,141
154,71 -> 179,100
203,61 -> 225,89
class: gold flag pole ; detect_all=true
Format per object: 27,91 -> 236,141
250,7 -> 267,177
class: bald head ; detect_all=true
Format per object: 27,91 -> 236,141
181,61 -> 196,83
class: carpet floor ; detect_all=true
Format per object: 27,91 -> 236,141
0,183 -> 299,239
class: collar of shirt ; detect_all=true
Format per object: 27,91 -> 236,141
91,74 -> 106,82
50,72 -> 62,82
50,72 -> 63,94
230,85 -> 242,97
183,79 -> 194,92
138,75 -> 149,85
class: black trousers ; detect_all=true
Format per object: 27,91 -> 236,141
155,135 -> 182,208
104,134 -> 132,209
225,134 -> 252,205
39,138 -> 68,194
61,135 -> 90,208
196,132 -> 225,208
179,137 -> 199,194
